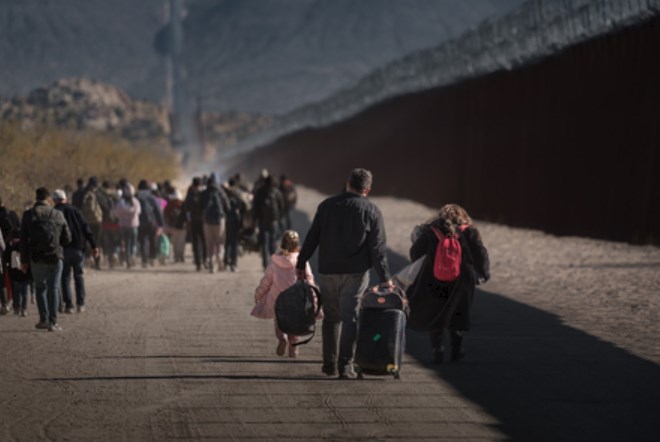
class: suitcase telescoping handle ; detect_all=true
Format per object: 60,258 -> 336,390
291,281 -> 323,347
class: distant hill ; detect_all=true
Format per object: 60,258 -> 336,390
0,0 -> 526,114
0,78 -> 270,151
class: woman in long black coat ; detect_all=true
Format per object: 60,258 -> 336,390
408,204 -> 490,364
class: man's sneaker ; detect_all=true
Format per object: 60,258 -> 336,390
338,364 -> 358,380
0,305 -> 9,315
35,320 -> 50,329
65,306 -> 75,314
48,323 -> 63,332
20,309 -> 27,317
77,305 -> 86,313
322,365 -> 338,377
276,339 -> 287,356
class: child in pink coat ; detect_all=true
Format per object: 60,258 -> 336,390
252,230 -> 315,358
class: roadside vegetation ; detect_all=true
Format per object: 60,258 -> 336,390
0,122 -> 179,212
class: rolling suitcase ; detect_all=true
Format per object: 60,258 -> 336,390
354,288 -> 407,380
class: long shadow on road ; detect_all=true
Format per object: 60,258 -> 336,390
292,206 -> 660,441
406,287 -> 660,441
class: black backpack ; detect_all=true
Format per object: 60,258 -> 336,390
29,212 -> 59,258
261,189 -> 281,225
275,281 -> 322,346
204,191 -> 224,224
226,193 -> 242,222
138,195 -> 157,227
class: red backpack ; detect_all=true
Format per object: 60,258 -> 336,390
430,225 -> 467,282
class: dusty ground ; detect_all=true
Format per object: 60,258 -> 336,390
1,186 -> 659,441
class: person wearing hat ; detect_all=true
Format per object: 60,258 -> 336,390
53,189 -> 99,314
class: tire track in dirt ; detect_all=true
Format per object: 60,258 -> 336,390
322,394 -> 348,429
365,393 -> 393,428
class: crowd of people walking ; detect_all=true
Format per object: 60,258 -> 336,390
1,167 -> 489,379
0,169 -> 299,329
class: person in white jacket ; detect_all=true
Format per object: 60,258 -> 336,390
251,230 -> 315,358
113,184 -> 141,269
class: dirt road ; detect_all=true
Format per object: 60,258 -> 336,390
1,187 -> 659,441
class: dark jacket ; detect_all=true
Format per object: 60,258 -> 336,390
55,203 -> 97,251
71,186 -> 85,209
408,222 -> 489,331
200,183 -> 229,225
164,199 -> 186,230
252,184 -> 284,227
184,186 -> 204,226
297,191 -> 391,282
20,202 -> 72,264
136,190 -> 164,228
96,187 -> 118,224
0,206 -> 20,240
4,238 -> 32,282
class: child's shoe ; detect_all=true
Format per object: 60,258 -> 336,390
276,339 -> 287,356
288,344 -> 299,358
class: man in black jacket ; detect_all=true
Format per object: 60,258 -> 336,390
53,189 -> 99,314
253,175 -> 284,270
136,179 -> 165,268
184,177 -> 207,272
296,168 -> 393,379
20,187 -> 72,331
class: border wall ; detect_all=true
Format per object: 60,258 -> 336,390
230,16 -> 660,245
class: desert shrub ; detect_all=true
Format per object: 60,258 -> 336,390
0,122 -> 179,213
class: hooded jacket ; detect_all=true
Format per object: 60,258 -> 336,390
114,196 -> 142,228
251,252 -> 315,319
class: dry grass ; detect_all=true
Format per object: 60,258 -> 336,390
0,122 -> 179,213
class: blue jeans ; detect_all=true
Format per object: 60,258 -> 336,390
120,227 -> 138,267
318,272 -> 370,370
62,248 -> 86,308
11,280 -> 29,311
259,222 -> 279,269
31,260 -> 63,324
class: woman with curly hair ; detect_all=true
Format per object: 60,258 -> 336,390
408,203 -> 490,364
